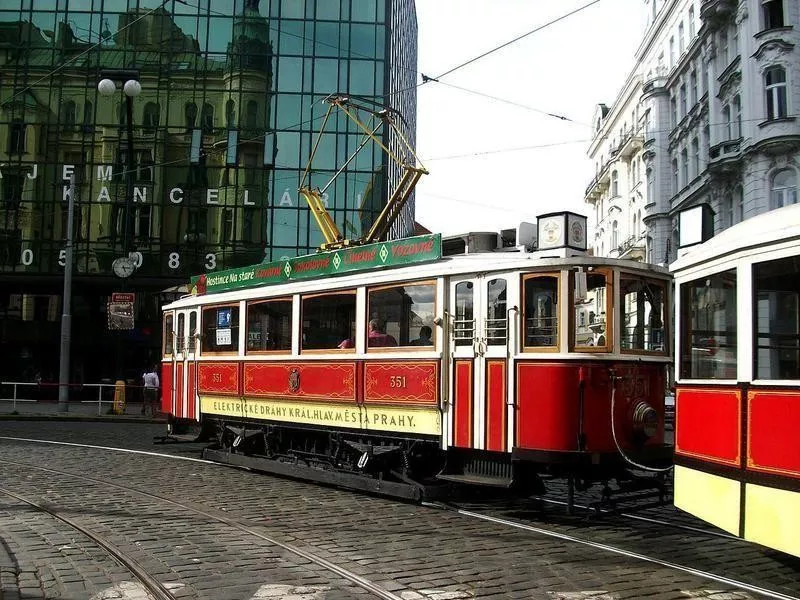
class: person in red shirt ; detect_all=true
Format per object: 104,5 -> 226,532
367,319 -> 397,347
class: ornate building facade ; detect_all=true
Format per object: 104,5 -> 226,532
585,0 -> 799,264
0,0 -> 418,384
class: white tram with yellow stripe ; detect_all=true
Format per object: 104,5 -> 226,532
672,203 -> 800,557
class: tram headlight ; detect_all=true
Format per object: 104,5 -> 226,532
631,400 -> 658,439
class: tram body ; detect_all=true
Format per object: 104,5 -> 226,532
161,227 -> 672,498
672,204 -> 800,557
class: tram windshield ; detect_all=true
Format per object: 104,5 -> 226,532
680,270 -> 737,379
754,256 -> 800,379
573,270 -> 608,350
619,276 -> 666,353
523,274 -> 558,348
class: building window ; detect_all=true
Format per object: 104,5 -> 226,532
688,6 -> 695,38
692,137 -> 700,179
732,24 -> 739,57
221,208 -> 234,244
679,84 -> 687,118
134,205 -> 151,239
8,120 -> 26,154
61,100 -> 76,129
678,22 -> 685,54
732,95 -> 741,138
670,97 -> 677,128
722,104 -> 731,140
611,170 -> 619,197
82,101 -> 93,131
770,168 -> 797,209
765,66 -> 788,120
735,186 -> 744,222
646,167 -> 654,203
672,157 -> 679,194
245,100 -> 258,129
762,0 -> 784,30
719,30 -> 728,67
226,99 -> 236,129
185,102 -> 197,131
143,102 -> 159,133
690,69 -> 697,106
201,102 -> 214,133
725,194 -> 734,228
681,149 -> 689,186
611,221 -> 619,249
669,36 -> 675,67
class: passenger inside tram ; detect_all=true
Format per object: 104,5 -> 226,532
368,319 -> 398,347
410,325 -> 433,346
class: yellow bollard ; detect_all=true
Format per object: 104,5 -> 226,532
113,380 -> 126,415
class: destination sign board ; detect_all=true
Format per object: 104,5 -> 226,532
189,234 -> 441,295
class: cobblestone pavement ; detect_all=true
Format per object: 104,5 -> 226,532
0,421 -> 798,600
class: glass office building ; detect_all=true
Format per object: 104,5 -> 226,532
0,0 -> 418,384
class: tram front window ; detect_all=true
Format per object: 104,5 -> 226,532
201,305 -> 240,354
680,270 -> 737,379
754,256 -> 800,380
523,275 -> 558,348
620,276 -> 666,352
574,271 -> 608,350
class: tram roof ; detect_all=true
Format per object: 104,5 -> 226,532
670,204 -> 800,275
163,244 -> 669,311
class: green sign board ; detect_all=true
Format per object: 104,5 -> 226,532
190,234 -> 442,295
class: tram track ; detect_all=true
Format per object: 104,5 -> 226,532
0,486 -> 177,600
0,449 -> 407,600
2,435 -> 799,600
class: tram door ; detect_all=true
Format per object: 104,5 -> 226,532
449,275 -> 516,452
171,308 -> 200,420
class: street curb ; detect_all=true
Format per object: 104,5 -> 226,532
0,415 -> 166,424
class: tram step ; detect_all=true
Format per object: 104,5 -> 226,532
436,473 -> 513,488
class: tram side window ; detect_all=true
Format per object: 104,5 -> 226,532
368,282 -> 436,348
523,275 -> 559,348
754,256 -> 800,380
680,270 -> 737,379
202,305 -> 240,353
620,276 -> 666,352
187,312 -> 197,352
574,271 -> 609,349
301,292 -> 356,351
487,278 -> 507,346
247,299 -> 292,352
454,281 -> 474,346
176,313 -> 185,353
163,313 -> 174,356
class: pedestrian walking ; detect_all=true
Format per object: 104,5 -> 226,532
142,365 -> 160,416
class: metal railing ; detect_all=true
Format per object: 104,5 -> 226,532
0,381 -> 156,415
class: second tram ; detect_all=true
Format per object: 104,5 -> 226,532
161,212 -> 673,501
672,203 -> 800,558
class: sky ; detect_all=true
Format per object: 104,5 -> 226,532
413,0 -> 644,236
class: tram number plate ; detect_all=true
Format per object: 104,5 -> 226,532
212,373 -> 222,383
389,375 -> 407,388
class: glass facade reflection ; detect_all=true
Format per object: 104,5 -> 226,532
0,0 -> 417,383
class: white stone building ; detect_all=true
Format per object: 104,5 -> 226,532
585,0 -> 800,264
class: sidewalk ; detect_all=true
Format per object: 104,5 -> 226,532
0,399 -> 166,423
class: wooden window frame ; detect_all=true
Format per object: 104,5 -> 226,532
571,267 -> 613,353
300,289 -> 357,354
366,279 -> 438,352
163,312 -> 174,357
521,272 -> 561,353
618,275 -> 669,356
245,296 -> 293,355
201,302 -> 241,356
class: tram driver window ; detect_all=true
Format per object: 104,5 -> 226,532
620,276 -> 666,353
201,305 -> 240,353
367,282 -> 436,348
454,281 -> 474,346
247,299 -> 292,352
523,275 -> 559,348
301,291 -> 356,351
754,256 -> 800,380
680,270 -> 737,379
574,271 -> 609,350
487,278 -> 507,345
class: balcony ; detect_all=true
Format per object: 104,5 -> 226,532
617,131 -> 644,160
617,235 -> 646,261
708,138 -> 742,173
700,0 -> 737,25
585,161 -> 611,200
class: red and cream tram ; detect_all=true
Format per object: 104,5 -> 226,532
161,211 -> 672,501
672,204 -> 800,557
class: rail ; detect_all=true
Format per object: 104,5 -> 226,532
0,381 -> 159,415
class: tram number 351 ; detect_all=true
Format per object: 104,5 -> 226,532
389,376 -> 407,388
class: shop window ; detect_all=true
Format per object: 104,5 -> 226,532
367,281 -> 436,348
301,291 -> 356,351
754,256 -> 800,379
620,276 -> 666,352
247,298 -> 292,352
523,274 -> 559,348
680,270 -> 737,379
202,304 -> 240,353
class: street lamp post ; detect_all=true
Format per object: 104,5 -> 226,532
57,173 -> 76,413
98,71 -> 140,383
